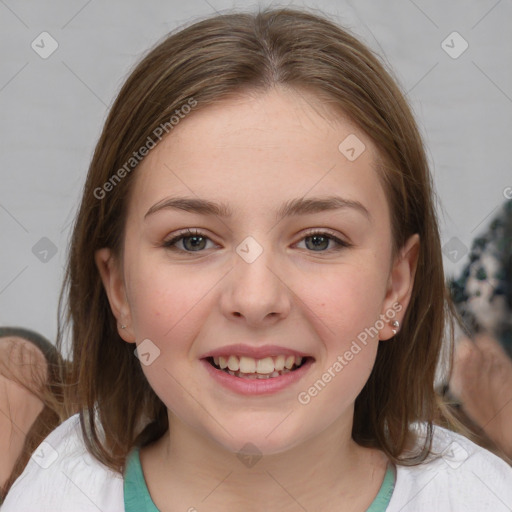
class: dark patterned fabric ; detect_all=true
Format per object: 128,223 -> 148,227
448,200 -> 512,357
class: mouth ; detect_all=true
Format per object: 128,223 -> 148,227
205,354 -> 311,379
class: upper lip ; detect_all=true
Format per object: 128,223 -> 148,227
201,344 -> 312,360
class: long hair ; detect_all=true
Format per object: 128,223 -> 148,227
57,6 -> 458,472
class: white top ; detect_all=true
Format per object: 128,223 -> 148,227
2,413 -> 512,511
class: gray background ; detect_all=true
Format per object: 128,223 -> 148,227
1,0 -> 511,346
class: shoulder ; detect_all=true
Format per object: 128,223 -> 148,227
1,413 -> 124,512
387,424 -> 512,511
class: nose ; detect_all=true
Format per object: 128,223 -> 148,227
220,240 -> 292,326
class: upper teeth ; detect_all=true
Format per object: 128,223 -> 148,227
213,355 -> 303,374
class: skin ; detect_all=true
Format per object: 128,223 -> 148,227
450,334 -> 512,460
0,337 -> 46,488
96,86 -> 419,511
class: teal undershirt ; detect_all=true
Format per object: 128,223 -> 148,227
124,447 -> 395,511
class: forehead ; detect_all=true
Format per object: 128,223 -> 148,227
129,87 -> 387,221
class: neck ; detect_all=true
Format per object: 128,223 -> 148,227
140,412 -> 389,512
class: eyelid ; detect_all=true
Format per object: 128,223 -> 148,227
301,227 -> 350,242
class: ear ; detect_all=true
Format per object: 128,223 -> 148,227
380,233 -> 420,341
95,248 -> 136,343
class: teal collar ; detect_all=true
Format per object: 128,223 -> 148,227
124,447 -> 159,512
366,464 -> 395,511
124,448 -> 395,512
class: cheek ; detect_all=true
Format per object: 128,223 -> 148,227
124,261 -> 213,414
294,263 -> 386,417
126,256 -> 211,344
298,254 -> 390,348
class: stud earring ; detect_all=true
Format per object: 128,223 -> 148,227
391,320 -> 400,335
121,324 -> 127,329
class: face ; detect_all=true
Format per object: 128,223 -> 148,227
96,86 -> 419,456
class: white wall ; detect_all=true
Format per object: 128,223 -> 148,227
1,0 -> 511,344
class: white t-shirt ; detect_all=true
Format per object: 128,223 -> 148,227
2,413 -> 512,511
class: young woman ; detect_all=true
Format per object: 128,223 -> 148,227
3,7 -> 512,511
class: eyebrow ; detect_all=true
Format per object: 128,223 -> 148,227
144,195 -> 371,222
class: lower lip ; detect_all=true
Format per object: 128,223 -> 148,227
201,358 -> 314,395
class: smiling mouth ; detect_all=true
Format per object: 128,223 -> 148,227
206,354 -> 310,379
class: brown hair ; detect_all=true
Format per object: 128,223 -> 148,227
57,6 -> 459,473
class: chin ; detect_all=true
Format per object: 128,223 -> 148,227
204,417 -> 309,458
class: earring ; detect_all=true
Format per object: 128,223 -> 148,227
121,324 -> 127,329
391,320 -> 400,335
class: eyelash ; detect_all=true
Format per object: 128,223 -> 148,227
162,228 -> 352,254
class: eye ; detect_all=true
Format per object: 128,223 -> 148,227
296,229 -> 352,252
162,228 -> 352,254
162,229 -> 216,252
